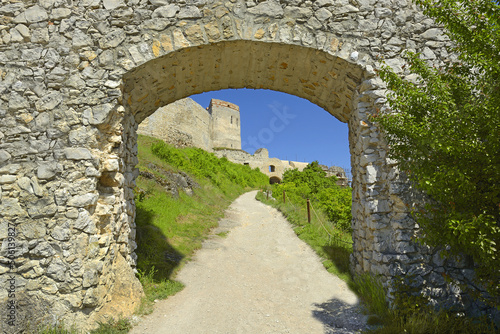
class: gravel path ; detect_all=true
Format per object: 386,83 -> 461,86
130,191 -> 367,334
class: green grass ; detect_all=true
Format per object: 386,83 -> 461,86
255,190 -> 353,283
37,318 -> 131,334
216,231 -> 230,238
135,266 -> 185,315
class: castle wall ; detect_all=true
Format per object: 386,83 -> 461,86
209,99 -> 241,150
138,98 -> 212,151
214,148 -> 315,183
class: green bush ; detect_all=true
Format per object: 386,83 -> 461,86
150,141 -> 268,192
354,274 -> 498,334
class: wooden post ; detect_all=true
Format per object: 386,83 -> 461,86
307,198 -> 311,223
283,190 -> 286,203
266,190 -> 269,200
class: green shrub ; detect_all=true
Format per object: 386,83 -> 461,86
272,161 -> 352,232
355,274 -> 499,334
150,141 -> 268,192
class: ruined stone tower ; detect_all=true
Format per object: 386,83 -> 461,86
208,99 -> 242,150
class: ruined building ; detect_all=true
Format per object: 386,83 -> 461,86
138,98 -> 348,184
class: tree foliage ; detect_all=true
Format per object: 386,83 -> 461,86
276,162 -> 352,231
376,0 -> 499,302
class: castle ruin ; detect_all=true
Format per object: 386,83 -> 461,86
138,98 -> 348,184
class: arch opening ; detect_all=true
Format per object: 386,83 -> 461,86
123,40 -> 365,283
269,176 -> 281,185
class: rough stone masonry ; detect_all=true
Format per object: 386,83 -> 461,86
0,0 -> 495,331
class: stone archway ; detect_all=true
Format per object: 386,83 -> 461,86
269,176 -> 281,185
0,0 -> 469,330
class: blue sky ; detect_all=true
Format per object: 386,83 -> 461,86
190,89 -> 351,177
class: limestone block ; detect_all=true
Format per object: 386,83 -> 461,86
103,0 -> 126,10
248,0 -> 284,18
10,28 -> 23,43
149,0 -> 170,5
284,7 -> 313,21
421,28 -> 447,41
103,157 -> 120,172
18,222 -> 46,239
51,8 -> 72,20
74,210 -> 97,234
185,24 -> 205,44
82,268 -> 99,287
394,241 -> 416,254
67,193 -> 99,208
87,104 -> 113,125
37,162 -> 59,180
35,92 -> 62,112
178,6 -> 202,19
99,30 -> 126,49
152,4 -> 179,18
51,222 -> 71,241
0,150 -> 11,164
8,92 -> 30,111
0,234 -> 27,256
72,29 -> 93,48
0,198 -> 25,217
365,165 -> 378,184
0,175 -> 16,184
83,287 -> 99,307
315,8 -> 332,22
30,241 -> 56,257
25,5 -> 48,23
47,258 -> 68,282
64,148 -> 93,160
27,198 -> 57,219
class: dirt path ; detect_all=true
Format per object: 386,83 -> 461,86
130,191 -> 367,334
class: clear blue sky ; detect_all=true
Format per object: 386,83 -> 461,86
190,89 -> 351,176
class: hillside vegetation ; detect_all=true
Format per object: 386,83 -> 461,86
133,135 -> 268,313
256,162 -> 498,333
256,161 -> 353,282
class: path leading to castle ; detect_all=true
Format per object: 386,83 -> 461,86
130,191 -> 367,334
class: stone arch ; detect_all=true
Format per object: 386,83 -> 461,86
119,37 -> 395,298
123,41 -> 364,125
0,0 -> 475,330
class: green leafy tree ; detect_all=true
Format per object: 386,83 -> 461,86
282,161 -> 338,195
376,0 -> 499,302
278,161 -> 352,230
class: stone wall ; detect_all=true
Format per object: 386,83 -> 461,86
214,147 -> 347,185
0,0 -> 494,330
138,98 -> 212,151
209,99 -> 241,150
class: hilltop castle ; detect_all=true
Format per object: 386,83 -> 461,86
138,98 -> 347,185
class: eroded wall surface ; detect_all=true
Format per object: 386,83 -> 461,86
0,0 -> 493,330
138,98 -> 213,151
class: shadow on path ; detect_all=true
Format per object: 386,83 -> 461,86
312,298 -> 367,334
